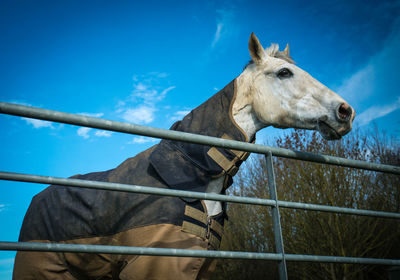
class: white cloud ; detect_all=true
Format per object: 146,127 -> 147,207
336,19 -> 400,128
211,23 -> 224,48
210,8 -> 235,49
10,100 -> 32,107
95,130 -> 112,137
156,72 -> 168,78
117,72 -> 175,125
77,127 -> 91,139
0,204 -> 10,213
115,101 -> 126,113
337,64 -> 375,105
77,128 -> 112,139
357,97 -> 400,126
128,136 -> 158,144
9,101 -> 55,129
23,118 -> 54,129
160,86 -> 176,100
122,106 -> 156,124
170,110 -> 190,121
130,82 -> 175,105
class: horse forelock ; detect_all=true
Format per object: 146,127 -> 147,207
244,43 -> 294,70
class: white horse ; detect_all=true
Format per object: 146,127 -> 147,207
205,32 -> 355,216
14,33 -> 355,280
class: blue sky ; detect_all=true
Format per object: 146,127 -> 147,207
0,0 -> 399,277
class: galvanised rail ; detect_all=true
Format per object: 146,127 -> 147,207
1,171 -> 399,219
1,242 -> 399,265
1,102 -> 399,280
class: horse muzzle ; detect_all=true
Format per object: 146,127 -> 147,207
318,103 -> 355,140
336,103 -> 355,123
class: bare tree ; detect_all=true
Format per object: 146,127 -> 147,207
213,128 -> 399,280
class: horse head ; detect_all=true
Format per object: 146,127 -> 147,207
234,33 -> 355,140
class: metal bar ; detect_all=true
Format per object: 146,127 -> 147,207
276,200 -> 400,218
1,102 -> 399,175
284,254 -> 400,265
0,241 -> 281,260
1,171 -> 400,219
1,242 -> 399,266
266,152 -> 288,280
0,171 -> 275,207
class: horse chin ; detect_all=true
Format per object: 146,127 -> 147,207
317,121 -> 342,140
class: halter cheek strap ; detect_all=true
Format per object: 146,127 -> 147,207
206,134 -> 251,177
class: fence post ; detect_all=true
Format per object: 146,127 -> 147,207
265,151 -> 288,280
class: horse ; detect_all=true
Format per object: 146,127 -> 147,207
13,33 -> 355,280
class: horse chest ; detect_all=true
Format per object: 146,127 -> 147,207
204,176 -> 225,216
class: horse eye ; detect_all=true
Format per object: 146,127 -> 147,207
277,68 -> 293,79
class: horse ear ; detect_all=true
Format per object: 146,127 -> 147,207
282,44 -> 290,56
249,32 -> 265,64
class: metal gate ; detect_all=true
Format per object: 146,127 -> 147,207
1,102 -> 399,279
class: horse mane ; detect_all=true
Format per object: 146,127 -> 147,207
244,43 -> 294,70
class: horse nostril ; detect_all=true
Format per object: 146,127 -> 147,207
337,103 -> 352,122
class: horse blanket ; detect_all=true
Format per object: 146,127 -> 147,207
13,79 -> 252,280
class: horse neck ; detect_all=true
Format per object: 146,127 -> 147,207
232,72 -> 266,140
